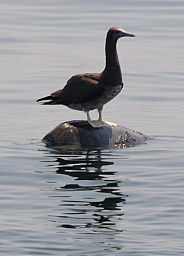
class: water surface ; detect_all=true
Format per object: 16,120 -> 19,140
0,0 -> 184,255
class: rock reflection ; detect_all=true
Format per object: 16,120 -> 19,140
56,151 -> 114,180
46,150 -> 127,233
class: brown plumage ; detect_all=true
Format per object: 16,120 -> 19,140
37,27 -> 135,127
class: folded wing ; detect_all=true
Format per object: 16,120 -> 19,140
37,73 -> 105,105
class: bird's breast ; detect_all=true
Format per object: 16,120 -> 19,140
68,84 -> 123,112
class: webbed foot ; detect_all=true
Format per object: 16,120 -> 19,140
88,119 -> 104,128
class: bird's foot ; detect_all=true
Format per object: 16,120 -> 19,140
88,119 -> 104,128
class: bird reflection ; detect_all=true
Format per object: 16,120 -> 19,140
44,149 -> 128,233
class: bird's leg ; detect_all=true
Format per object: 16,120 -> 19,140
86,109 -> 104,128
97,107 -> 103,122
86,111 -> 93,124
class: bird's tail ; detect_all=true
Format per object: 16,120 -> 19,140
36,95 -> 54,104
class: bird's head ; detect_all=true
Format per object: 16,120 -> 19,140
108,27 -> 135,40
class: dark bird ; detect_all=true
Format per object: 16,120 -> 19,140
37,27 -> 135,128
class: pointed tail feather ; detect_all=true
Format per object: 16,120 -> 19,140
37,94 -> 66,105
36,95 -> 55,105
37,95 -> 53,102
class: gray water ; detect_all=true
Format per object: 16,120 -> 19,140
1,0 -> 184,255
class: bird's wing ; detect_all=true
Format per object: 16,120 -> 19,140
50,73 -> 104,105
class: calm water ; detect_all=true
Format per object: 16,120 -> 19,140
1,0 -> 184,255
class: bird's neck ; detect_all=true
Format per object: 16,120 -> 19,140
101,39 -> 122,86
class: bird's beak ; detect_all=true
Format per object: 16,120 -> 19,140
127,32 -> 135,37
113,29 -> 135,40
120,29 -> 135,37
